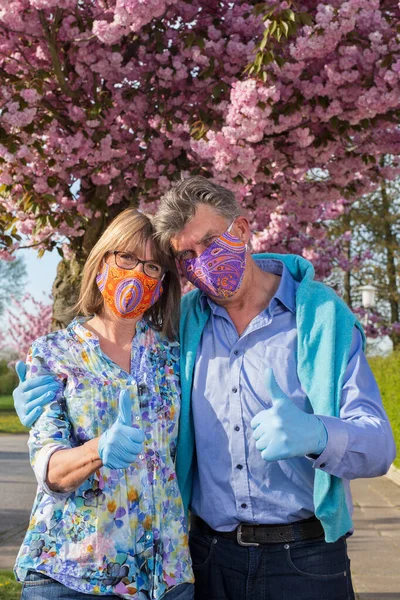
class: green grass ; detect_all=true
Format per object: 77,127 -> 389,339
369,352 -> 400,469
0,395 -> 14,410
0,395 -> 28,434
0,570 -> 22,599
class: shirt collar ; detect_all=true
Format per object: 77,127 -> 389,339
69,316 -> 149,349
199,258 -> 296,315
69,316 -> 100,349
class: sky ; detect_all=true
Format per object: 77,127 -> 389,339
20,247 -> 60,302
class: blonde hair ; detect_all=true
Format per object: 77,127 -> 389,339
76,209 -> 181,340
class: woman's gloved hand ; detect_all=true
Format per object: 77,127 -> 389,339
98,389 -> 145,469
13,361 -> 59,427
251,368 -> 328,461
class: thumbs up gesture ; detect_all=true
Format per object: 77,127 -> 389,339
250,368 -> 328,462
98,390 -> 145,470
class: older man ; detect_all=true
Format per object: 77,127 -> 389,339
153,175 -> 395,600
14,175 -> 395,600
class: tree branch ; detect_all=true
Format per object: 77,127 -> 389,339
40,98 -> 76,133
38,9 -> 80,100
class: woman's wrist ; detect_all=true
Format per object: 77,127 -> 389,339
86,437 -> 102,464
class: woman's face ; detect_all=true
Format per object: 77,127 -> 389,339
96,239 -> 165,320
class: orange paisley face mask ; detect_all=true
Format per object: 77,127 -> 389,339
96,263 -> 163,319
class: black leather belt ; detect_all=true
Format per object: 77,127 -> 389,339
190,514 -> 324,546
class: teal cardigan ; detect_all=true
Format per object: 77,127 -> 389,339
176,253 -> 365,543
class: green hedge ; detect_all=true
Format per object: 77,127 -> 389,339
0,360 -> 18,396
369,352 -> 400,469
0,395 -> 28,434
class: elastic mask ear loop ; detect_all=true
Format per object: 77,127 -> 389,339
227,219 -> 248,250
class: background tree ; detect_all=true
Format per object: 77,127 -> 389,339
0,0 -> 400,328
0,292 -> 52,360
331,160 -> 400,349
0,256 -> 26,316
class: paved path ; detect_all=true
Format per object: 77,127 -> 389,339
0,435 -> 36,570
349,476 -> 400,600
0,434 -> 399,599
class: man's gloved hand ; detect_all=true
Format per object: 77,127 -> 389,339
251,368 -> 328,461
98,389 -> 145,470
13,361 -> 60,427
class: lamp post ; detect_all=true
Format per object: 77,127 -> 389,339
358,284 -> 378,310
358,284 -> 378,327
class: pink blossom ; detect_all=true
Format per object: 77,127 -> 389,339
20,88 -> 41,103
0,293 -> 52,361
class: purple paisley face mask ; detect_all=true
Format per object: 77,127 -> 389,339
180,221 -> 247,298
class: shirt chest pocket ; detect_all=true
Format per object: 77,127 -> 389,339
252,345 -> 306,409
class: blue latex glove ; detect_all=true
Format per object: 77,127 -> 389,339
13,361 -> 60,427
251,368 -> 328,461
98,389 -> 145,470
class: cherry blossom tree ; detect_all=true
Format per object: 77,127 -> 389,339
0,0 -> 399,327
0,293 -> 52,360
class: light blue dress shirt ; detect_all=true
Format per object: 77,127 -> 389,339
190,259 -> 395,531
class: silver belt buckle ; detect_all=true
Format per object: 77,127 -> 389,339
237,523 -> 259,547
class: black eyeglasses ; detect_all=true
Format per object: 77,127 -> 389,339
112,251 -> 165,280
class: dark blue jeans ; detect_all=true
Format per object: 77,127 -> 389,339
189,524 -> 355,600
20,570 -> 194,600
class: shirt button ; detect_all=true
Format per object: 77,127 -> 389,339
234,426 -> 240,432
241,503 -> 247,509
135,416 -> 140,421
236,464 -> 243,470
232,387 -> 238,393
233,350 -> 239,356
139,454 -> 144,460
320,462 -> 326,468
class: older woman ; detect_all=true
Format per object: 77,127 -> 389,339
14,209 -> 194,600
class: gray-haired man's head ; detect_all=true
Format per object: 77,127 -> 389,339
154,175 -> 243,252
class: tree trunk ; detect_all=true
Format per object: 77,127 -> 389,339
342,211 -> 352,308
51,255 -> 85,331
343,265 -> 352,309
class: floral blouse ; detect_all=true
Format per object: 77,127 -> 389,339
14,317 -> 193,599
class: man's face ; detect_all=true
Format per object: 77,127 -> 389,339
171,203 -> 246,262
